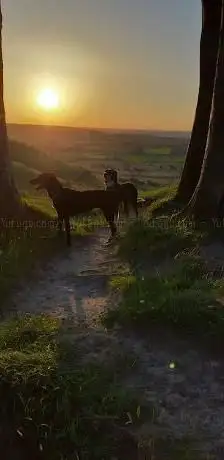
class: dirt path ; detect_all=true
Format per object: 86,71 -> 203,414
9,228 -> 124,326
7,229 -> 224,458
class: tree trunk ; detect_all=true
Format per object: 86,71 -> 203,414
176,0 -> 222,204
0,1 -> 19,216
185,0 -> 224,218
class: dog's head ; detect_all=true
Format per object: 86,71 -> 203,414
30,172 -> 59,191
104,169 -> 118,188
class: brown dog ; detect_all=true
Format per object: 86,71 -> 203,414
103,169 -> 138,220
30,172 -> 126,246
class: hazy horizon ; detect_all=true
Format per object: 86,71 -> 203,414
6,121 -> 190,136
3,0 -> 201,131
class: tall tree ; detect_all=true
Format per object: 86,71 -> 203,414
184,0 -> 224,218
0,1 -> 19,216
176,0 -> 222,204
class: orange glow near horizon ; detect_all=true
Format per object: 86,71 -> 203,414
3,69 -> 197,132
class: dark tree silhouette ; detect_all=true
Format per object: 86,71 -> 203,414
176,0 -> 222,204
0,1 -> 19,216
183,0 -> 224,218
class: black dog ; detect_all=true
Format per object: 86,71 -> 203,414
104,169 -> 138,219
30,173 -> 125,246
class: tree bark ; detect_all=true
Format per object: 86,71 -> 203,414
176,0 -> 222,204
0,1 -> 19,216
185,0 -> 224,218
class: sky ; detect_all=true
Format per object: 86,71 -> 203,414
3,0 -> 201,131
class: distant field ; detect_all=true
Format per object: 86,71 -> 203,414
8,123 -> 186,196
148,147 -> 171,155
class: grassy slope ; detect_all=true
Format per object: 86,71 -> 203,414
103,192 -> 224,348
1,313 -> 200,459
2,134 -> 217,458
0,315 -> 140,459
9,140 -> 102,193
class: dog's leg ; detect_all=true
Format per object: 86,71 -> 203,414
57,213 -> 63,234
134,201 -> 138,218
116,208 -> 120,226
104,213 -> 117,244
114,205 -> 120,226
134,191 -> 138,218
65,217 -> 71,247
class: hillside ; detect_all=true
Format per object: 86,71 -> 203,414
7,124 -> 189,157
8,123 -> 188,194
9,140 -> 102,193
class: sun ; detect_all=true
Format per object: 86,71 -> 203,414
37,88 -> 59,111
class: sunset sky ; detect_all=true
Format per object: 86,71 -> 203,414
3,0 -> 201,131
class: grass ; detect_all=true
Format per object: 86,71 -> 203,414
107,181 -> 224,342
22,194 -> 56,217
148,184 -> 178,214
0,194 -> 64,302
0,314 -> 202,459
106,189 -> 224,342
103,254 -> 224,343
0,314 -> 141,459
139,184 -> 180,219
119,183 -> 218,268
118,215 -> 205,266
0,222 -> 101,303
139,184 -> 177,200
144,437 -> 200,460
0,224 -> 64,302
148,147 -> 171,155
127,151 -> 152,164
